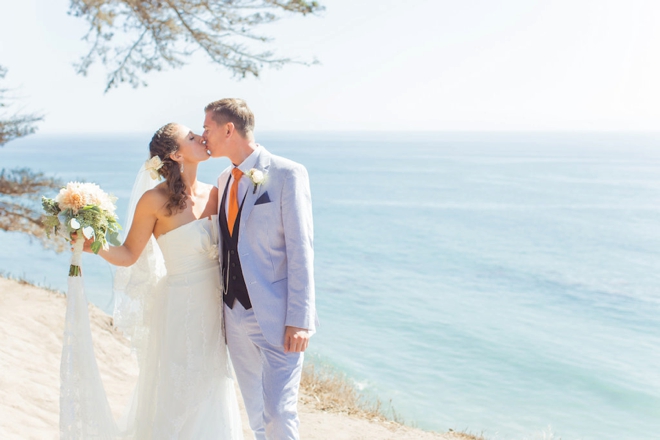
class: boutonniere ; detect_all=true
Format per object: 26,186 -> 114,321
246,168 -> 266,194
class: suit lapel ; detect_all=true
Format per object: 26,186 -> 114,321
217,167 -> 232,216
239,148 -> 272,231
216,167 -> 232,267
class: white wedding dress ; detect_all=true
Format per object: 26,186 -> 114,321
122,216 -> 243,439
60,162 -> 243,439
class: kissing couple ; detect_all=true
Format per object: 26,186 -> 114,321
73,98 -> 317,439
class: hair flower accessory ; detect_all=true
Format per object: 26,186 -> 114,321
246,168 -> 266,193
145,156 -> 164,180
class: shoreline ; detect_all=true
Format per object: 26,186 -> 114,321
0,276 -> 479,439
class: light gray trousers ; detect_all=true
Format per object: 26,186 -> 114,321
225,302 -> 304,440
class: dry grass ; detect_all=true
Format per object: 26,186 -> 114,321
300,363 -> 383,419
446,429 -> 487,440
0,271 -> 62,294
299,362 -> 485,440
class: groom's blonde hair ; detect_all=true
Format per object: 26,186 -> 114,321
205,98 -> 254,138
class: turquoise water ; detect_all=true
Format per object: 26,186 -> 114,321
1,132 -> 659,439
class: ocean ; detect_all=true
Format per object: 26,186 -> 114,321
1,131 -> 659,439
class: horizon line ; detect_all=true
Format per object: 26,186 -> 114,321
20,129 -> 660,136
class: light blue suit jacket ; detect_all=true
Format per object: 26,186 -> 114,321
217,147 -> 317,347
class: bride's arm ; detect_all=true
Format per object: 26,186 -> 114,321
83,191 -> 161,267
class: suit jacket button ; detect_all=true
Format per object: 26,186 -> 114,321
232,276 -> 237,280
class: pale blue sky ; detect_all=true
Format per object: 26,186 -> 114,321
0,0 -> 659,133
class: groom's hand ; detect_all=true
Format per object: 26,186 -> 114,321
284,326 -> 310,353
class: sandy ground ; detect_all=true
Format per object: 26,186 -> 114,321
0,277 -> 460,439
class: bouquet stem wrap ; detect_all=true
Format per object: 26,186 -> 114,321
60,239 -> 118,438
69,238 -> 84,277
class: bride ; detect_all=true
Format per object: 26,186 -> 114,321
75,122 -> 243,439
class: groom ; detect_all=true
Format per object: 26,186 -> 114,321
202,98 -> 317,440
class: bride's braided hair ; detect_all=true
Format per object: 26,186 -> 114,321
149,123 -> 188,216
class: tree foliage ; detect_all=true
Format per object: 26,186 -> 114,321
0,67 -> 65,250
0,66 -> 43,147
0,168 -> 67,251
70,0 -> 324,91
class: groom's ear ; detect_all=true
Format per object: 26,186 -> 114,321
225,122 -> 234,137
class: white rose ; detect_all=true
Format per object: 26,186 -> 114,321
249,169 -> 265,184
145,156 -> 164,180
146,156 -> 162,169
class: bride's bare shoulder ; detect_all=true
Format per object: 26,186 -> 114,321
138,184 -> 169,209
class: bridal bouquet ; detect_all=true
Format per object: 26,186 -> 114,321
42,182 -> 121,276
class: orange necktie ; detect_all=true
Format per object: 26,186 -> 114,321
228,168 -> 243,235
